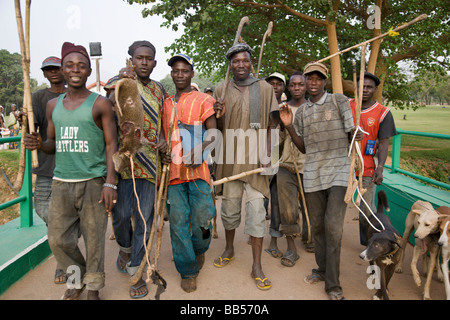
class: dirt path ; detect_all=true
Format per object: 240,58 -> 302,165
0,200 -> 447,302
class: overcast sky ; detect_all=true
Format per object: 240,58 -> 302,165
0,0 -> 183,86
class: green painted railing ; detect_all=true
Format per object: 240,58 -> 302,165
0,134 -> 34,228
386,129 -> 450,190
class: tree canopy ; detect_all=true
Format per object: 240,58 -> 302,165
128,0 -> 449,108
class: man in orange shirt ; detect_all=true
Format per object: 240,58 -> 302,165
350,72 -> 397,246
162,54 -> 217,293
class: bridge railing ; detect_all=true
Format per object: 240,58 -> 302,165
385,129 -> 450,190
0,135 -> 34,228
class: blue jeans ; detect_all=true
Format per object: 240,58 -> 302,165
112,178 -> 155,275
167,180 -> 215,279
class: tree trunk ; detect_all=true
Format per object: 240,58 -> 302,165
326,21 -> 343,94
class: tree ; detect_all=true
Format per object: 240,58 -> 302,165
128,0 -> 449,107
0,49 -> 44,114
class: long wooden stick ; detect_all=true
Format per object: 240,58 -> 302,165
13,0 -> 38,191
212,167 -> 264,186
317,14 -> 427,63
256,21 -> 273,78
216,16 -> 250,119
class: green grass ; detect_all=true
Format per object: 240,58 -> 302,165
389,105 -> 450,185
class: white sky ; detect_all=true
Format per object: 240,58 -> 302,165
0,0 -> 183,86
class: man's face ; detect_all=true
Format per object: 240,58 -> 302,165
267,78 -> 285,100
305,72 -> 326,97
288,75 -> 306,100
170,60 -> 194,91
132,46 -> 157,80
62,52 -> 92,88
360,78 -> 377,102
230,51 -> 252,81
43,66 -> 64,85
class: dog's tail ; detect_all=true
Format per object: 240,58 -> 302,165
377,190 -> 390,213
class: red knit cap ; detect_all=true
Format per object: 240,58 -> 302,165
61,42 -> 90,66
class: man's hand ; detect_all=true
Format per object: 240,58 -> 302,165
23,132 -> 41,151
279,103 -> 293,127
350,127 -> 365,142
214,99 -> 225,117
119,67 -> 137,80
99,186 -> 117,213
372,166 -> 384,185
156,137 -> 171,165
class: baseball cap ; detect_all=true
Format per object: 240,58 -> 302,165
303,61 -> 328,79
168,53 -> 194,70
357,71 -> 380,87
204,87 -> 213,93
41,56 -> 61,70
266,72 -> 286,85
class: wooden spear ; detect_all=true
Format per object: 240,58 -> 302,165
13,0 -> 38,191
256,21 -> 273,78
317,14 -> 427,63
216,16 -> 250,119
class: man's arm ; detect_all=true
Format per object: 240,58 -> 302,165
279,104 -> 305,153
24,99 -> 57,153
96,97 -> 118,212
372,137 -> 388,185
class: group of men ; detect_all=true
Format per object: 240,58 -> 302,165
23,38 -> 395,300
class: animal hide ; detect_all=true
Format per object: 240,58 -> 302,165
113,77 -> 147,173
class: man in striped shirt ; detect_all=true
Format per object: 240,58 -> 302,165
280,62 -> 360,300
162,54 -> 217,293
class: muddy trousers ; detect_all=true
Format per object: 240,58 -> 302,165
305,186 -> 347,294
48,177 -> 108,291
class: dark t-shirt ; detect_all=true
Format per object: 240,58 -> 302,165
31,88 -> 63,177
377,111 -> 397,140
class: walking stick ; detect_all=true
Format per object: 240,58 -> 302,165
290,144 -> 311,244
212,167 -> 264,186
216,16 -> 250,118
13,0 -> 38,191
129,104 -> 176,287
256,21 -> 273,78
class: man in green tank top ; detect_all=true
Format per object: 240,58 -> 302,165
24,42 -> 118,300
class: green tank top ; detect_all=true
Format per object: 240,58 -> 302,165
52,92 -> 107,180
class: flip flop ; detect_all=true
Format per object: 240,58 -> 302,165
264,248 -> 283,258
303,273 -> 324,285
130,280 -> 148,299
213,256 -> 234,268
61,285 -> 86,300
251,273 -> 272,290
54,268 -> 67,284
280,250 -> 300,267
116,253 -> 129,274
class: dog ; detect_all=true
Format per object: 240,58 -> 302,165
360,190 -> 402,300
395,200 -> 446,300
438,211 -> 450,300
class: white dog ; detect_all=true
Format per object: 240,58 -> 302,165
438,213 -> 450,300
395,200 -> 445,300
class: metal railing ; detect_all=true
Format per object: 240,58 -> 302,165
0,134 -> 34,228
386,129 -> 450,190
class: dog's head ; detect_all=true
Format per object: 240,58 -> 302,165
411,201 -> 442,239
438,216 -> 450,248
360,231 -> 401,262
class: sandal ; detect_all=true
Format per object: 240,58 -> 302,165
264,248 -> 283,258
213,256 -> 234,268
116,252 -> 129,274
130,279 -> 148,299
303,273 -> 324,285
328,291 -> 346,300
251,272 -> 272,290
54,268 -> 67,284
61,285 -> 86,300
281,250 -> 300,267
